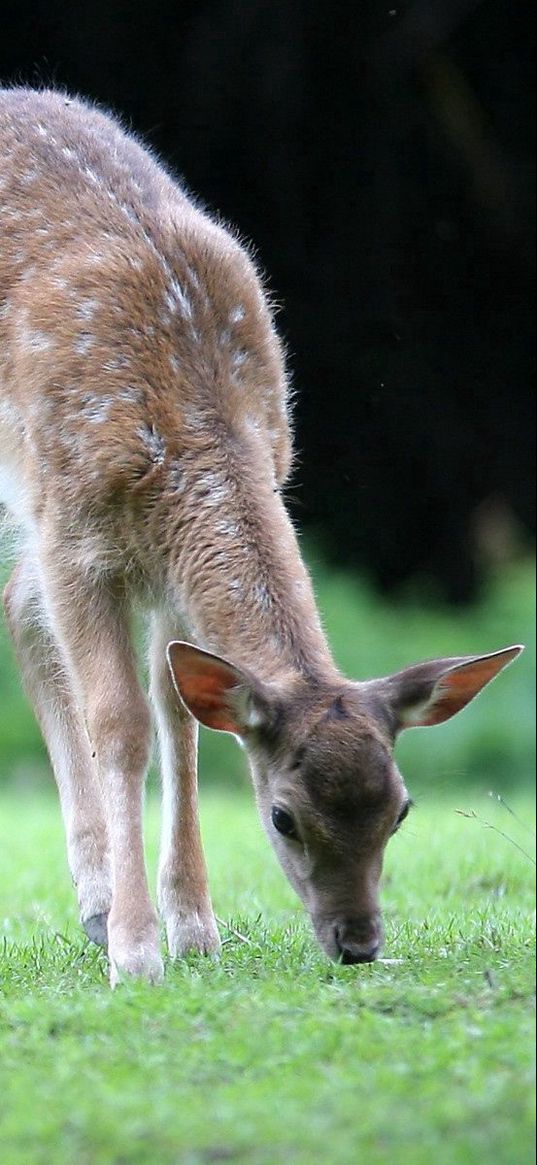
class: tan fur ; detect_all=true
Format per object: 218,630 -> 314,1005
1,89 -> 521,983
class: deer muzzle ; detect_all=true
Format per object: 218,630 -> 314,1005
314,912 -> 384,964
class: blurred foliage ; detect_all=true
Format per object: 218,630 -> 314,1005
0,551 -> 534,792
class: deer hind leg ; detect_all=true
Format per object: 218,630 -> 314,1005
149,611 -> 220,958
3,557 -> 111,947
37,555 -> 163,986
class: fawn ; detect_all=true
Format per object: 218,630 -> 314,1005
0,88 -> 522,984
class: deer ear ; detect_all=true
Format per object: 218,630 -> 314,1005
371,645 -> 524,732
166,641 -> 270,735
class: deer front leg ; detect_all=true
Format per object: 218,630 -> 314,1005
149,612 -> 220,958
40,560 -> 163,986
3,558 -> 111,945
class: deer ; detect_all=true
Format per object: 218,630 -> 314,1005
0,87 -> 523,986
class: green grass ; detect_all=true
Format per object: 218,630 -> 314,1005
0,785 -> 534,1165
0,551 -> 535,1159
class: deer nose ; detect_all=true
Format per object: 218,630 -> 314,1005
334,920 -> 381,965
337,938 -> 380,964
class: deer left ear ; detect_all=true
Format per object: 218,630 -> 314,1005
370,645 -> 524,732
166,641 -> 271,736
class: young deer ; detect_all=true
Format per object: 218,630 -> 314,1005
0,88 -> 522,985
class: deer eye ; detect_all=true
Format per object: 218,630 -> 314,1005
393,800 -> 411,833
271,806 -> 299,840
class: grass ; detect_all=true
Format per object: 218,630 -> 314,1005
0,549 -> 535,1160
0,784 -> 535,1165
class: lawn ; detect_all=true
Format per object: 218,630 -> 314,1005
0,783 -> 534,1165
0,550 -> 535,1162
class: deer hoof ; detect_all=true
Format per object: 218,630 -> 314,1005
109,946 -> 165,988
83,912 -> 109,951
166,912 -> 222,959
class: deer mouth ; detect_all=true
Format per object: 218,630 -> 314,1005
313,913 -> 383,964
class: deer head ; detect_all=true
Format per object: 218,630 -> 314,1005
167,641 -> 522,963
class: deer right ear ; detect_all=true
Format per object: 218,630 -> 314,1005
166,641 -> 272,736
368,645 -> 524,733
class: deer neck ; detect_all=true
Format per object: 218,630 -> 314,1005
163,448 -> 337,686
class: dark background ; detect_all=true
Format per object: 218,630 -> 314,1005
1,0 -> 534,601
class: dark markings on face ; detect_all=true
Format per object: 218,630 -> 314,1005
324,695 -> 349,722
289,743 -> 307,771
256,699 -> 286,748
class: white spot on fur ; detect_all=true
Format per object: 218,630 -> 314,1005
0,398 -> 23,431
139,424 -> 166,464
84,250 -> 106,267
230,305 -> 246,325
186,266 -> 205,298
117,386 -> 144,405
74,333 -> 94,357
165,278 -> 194,321
0,397 -> 32,526
181,406 -> 208,434
102,355 -> 131,373
16,317 -> 54,353
198,471 -> 230,506
19,265 -> 37,285
214,519 -> 240,538
79,394 -> 115,424
120,203 -> 139,227
51,275 -> 68,292
75,299 -> 100,323
253,582 -> 272,610
167,462 -> 186,493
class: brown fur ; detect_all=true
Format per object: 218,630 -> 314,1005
1,89 -> 522,983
